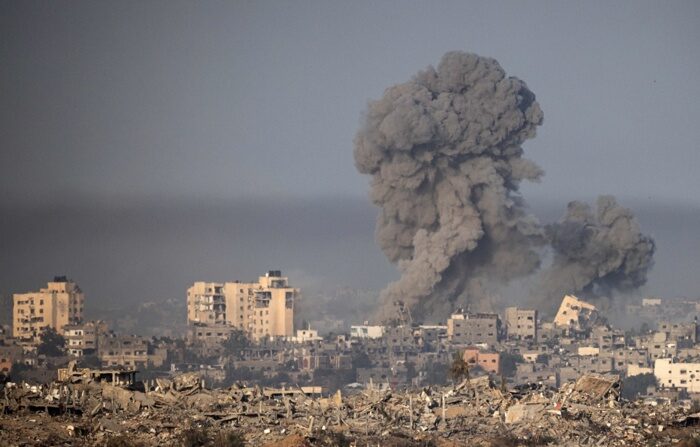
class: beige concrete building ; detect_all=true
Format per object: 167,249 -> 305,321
187,270 -> 298,341
12,277 -> 85,340
98,334 -> 166,369
553,295 -> 597,329
64,320 -> 109,357
504,307 -> 537,340
447,312 -> 500,346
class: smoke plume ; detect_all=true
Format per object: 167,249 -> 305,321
354,51 -> 656,321
354,51 -> 545,320
537,196 -> 656,305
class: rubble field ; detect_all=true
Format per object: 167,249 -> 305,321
3,372 -> 700,446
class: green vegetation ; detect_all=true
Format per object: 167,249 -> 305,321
37,327 -> 65,357
621,373 -> 656,400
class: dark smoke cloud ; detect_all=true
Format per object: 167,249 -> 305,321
537,196 -> 656,306
354,51 -> 656,321
354,51 -> 545,320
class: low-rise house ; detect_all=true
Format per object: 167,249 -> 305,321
462,347 -> 500,374
63,320 -> 108,357
99,334 -> 152,369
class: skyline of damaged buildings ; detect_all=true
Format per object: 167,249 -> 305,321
6,273 -> 700,405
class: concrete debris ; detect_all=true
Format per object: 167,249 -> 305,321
1,372 -> 700,446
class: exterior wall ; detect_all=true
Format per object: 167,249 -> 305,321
578,346 -> 600,356
504,307 -> 537,340
63,321 -> 107,357
291,329 -> 322,343
249,273 -> 297,339
627,365 -> 653,377
610,348 -> 649,373
224,282 -> 256,330
462,348 -> 500,374
655,358 -> 700,393
350,325 -> 385,339
658,321 -> 697,343
13,279 -> 84,340
187,282 -> 226,325
99,335 -> 150,368
448,313 -> 499,346
189,323 -> 237,347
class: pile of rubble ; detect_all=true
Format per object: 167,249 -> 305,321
2,371 -> 700,446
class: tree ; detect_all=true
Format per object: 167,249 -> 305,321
425,362 -> 448,386
449,351 -> 470,382
37,327 -> 65,357
9,362 -> 33,382
499,352 -> 524,378
222,330 -> 251,359
622,373 -> 656,400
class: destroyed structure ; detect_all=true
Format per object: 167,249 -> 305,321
6,285 -> 700,444
4,365 -> 700,446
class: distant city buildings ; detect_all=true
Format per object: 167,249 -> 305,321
9,270 -> 700,406
187,270 -> 298,341
12,277 -> 85,340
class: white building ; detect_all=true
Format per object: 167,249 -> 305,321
350,325 -> 385,339
654,358 -> 700,392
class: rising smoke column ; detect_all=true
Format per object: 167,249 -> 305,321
538,196 -> 656,306
354,51 -> 545,321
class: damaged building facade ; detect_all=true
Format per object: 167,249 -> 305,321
12,277 -> 85,341
187,270 -> 298,341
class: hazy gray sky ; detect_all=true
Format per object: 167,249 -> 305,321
2,1 -> 700,318
2,1 -> 699,205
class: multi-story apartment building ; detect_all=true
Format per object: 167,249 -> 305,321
187,270 -> 298,341
655,358 -> 700,393
98,334 -> 165,369
658,321 -> 698,344
12,277 -> 85,340
504,307 -> 537,340
63,320 -> 108,357
447,311 -> 500,346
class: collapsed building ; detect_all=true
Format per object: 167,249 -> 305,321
3,367 -> 700,447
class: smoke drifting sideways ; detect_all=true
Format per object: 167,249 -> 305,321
353,51 -> 655,322
536,196 -> 656,308
354,51 -> 546,321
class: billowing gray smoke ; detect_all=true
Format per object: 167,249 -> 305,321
537,196 -> 656,305
354,51 -> 545,320
354,51 -> 655,321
